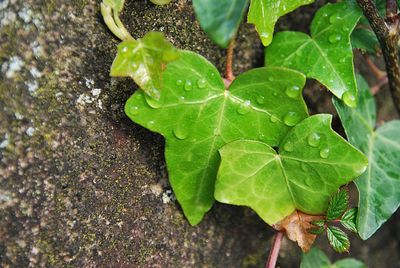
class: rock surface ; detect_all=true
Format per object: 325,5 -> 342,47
0,0 -> 399,267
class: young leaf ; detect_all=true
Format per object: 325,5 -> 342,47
326,189 -> 349,221
125,50 -> 309,225
351,28 -> 379,54
308,226 -> 325,235
334,258 -> 367,268
340,208 -> 358,233
326,226 -> 350,253
248,0 -> 314,46
301,247 -> 366,268
214,114 -> 368,225
311,219 -> 325,227
333,75 -> 400,240
192,0 -> 249,48
265,2 -> 361,107
274,211 -> 323,252
103,0 -> 125,11
111,32 -> 179,99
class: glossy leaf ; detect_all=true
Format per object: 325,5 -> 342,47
265,2 -> 362,107
340,208 -> 358,233
301,247 -> 366,268
351,28 -> 379,54
125,50 -> 309,225
326,189 -> 349,221
111,32 -> 179,99
192,0 -> 249,47
327,226 -> 350,253
248,0 -> 314,46
215,114 -> 368,225
333,75 -> 400,239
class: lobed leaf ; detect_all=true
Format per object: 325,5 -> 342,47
192,0 -> 249,48
248,0 -> 314,46
111,32 -> 179,99
265,1 -> 361,107
125,50 -> 309,225
326,189 -> 349,221
333,75 -> 400,239
340,208 -> 358,233
327,226 -> 350,253
215,114 -> 368,225
351,28 -> 379,54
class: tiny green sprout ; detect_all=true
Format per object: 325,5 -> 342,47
150,0 -> 172,5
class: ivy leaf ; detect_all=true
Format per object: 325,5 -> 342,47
340,208 -> 358,233
351,28 -> 379,54
192,0 -> 249,48
111,32 -> 179,99
327,226 -> 350,253
265,2 -> 361,107
125,50 -> 309,225
103,0 -> 125,11
214,114 -> 368,225
333,75 -> 400,239
326,189 -> 349,221
301,247 -> 366,268
248,0 -> 314,46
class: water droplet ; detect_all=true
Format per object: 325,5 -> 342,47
210,72 -> 216,77
283,141 -> 293,152
286,85 -> 300,98
237,100 -> 251,115
197,78 -> 206,88
128,106 -> 139,116
319,147 -> 330,158
147,121 -> 155,128
323,12 -> 328,17
270,115 -> 278,123
268,77 -> 274,81
354,164 -> 367,174
307,132 -> 321,147
258,133 -> 265,141
179,96 -> 185,103
329,15 -> 341,23
282,4 -> 287,11
342,92 -> 356,107
146,97 -> 162,109
256,95 -> 265,104
184,80 -> 192,91
342,26 -> 349,32
273,92 -> 278,97
173,126 -> 189,140
283,112 -> 301,126
329,33 -> 342,43
260,32 -> 270,40
176,79 -> 183,86
121,46 -> 128,54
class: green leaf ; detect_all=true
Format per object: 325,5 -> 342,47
351,28 -> 379,54
326,189 -> 349,221
340,208 -> 358,233
301,247 -> 366,268
125,50 -> 309,225
265,2 -> 362,107
311,219 -> 325,227
308,226 -> 325,235
301,247 -> 331,268
214,114 -> 368,225
248,0 -> 314,46
192,0 -> 249,48
327,226 -> 350,253
333,75 -> 400,239
103,0 -> 125,11
111,32 -> 179,99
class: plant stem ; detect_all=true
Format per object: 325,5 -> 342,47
356,0 -> 400,113
265,231 -> 284,268
225,39 -> 235,83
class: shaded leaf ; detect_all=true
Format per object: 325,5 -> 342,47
247,0 -> 314,46
327,226 -> 350,253
335,258 -> 367,268
308,226 -> 325,235
351,28 -> 379,54
274,211 -> 323,252
214,114 -> 368,225
340,208 -> 358,233
192,0 -> 249,47
111,32 -> 179,99
125,51 -> 309,225
333,75 -> 400,239
301,247 -> 366,268
311,219 -> 325,227
265,2 -> 361,107
326,189 -> 349,221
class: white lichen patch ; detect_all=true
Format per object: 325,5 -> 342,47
18,7 -> 33,24
162,189 -> 176,204
4,56 -> 24,79
0,9 -> 16,27
76,78 -> 102,108
26,127 -> 36,136
0,133 -> 9,149
26,80 -> 39,93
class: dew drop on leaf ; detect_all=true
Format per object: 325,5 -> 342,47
270,115 -> 278,123
286,85 -> 300,98
173,125 -> 189,140
179,96 -> 185,103
283,141 -> 294,152
184,80 -> 193,91
320,147 -> 330,158
197,78 -> 206,89
121,46 -> 128,54
128,106 -> 139,116
268,77 -> 274,82
146,97 -> 162,109
256,95 -> 265,104
147,120 -> 155,128
342,26 -> 349,32
328,33 -> 342,43
284,111 -> 301,126
273,92 -> 278,97
237,100 -> 251,115
307,132 -> 321,147
329,15 -> 341,23
176,79 -> 183,86
258,133 -> 265,141
342,92 -> 356,107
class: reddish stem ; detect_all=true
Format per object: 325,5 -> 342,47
225,39 -> 235,87
371,76 -> 389,95
364,56 -> 386,80
265,231 -> 284,268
